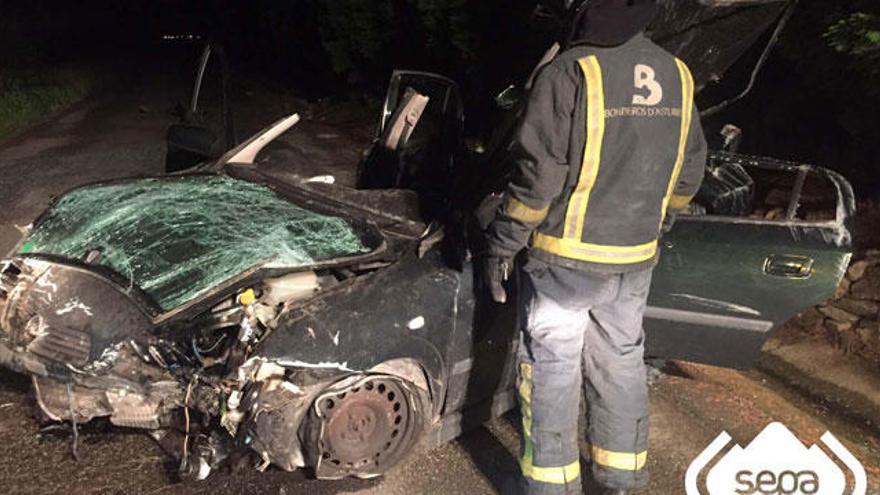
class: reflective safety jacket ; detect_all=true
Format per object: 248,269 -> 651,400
488,34 -> 707,273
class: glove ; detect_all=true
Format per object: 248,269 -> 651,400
483,256 -> 513,304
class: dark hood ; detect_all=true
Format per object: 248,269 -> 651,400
648,0 -> 790,90
557,0 -> 791,90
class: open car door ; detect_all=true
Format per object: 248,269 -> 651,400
357,71 -> 464,221
164,42 -> 236,173
645,153 -> 854,368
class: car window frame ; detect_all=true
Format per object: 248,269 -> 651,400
678,151 -> 856,233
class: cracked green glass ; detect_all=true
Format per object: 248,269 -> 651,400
24,175 -> 370,310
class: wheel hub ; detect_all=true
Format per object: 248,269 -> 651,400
314,376 -> 416,477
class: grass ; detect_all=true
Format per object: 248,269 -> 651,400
0,67 -> 94,141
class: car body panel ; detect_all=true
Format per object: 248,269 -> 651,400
0,257 -> 154,375
257,248 -> 456,418
648,217 -> 851,367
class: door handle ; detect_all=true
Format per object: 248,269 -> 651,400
763,254 -> 814,279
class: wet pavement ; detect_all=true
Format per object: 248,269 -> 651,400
0,61 -> 878,494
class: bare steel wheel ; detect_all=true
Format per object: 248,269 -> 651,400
307,374 -> 428,479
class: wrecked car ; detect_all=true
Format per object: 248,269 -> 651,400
0,0 -> 855,483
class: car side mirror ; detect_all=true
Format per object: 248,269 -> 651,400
165,124 -> 220,173
495,85 -> 523,111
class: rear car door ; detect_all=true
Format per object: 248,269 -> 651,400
645,152 -> 855,368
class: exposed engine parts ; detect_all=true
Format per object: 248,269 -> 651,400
0,258 -> 427,481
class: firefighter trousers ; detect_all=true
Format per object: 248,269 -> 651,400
516,257 -> 653,494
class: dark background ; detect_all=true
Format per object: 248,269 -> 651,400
2,0 -> 879,197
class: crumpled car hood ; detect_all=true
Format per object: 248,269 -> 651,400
20,175 -> 371,310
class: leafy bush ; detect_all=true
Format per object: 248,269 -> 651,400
825,12 -> 880,55
824,12 -> 880,99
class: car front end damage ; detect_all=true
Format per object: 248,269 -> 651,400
0,256 -> 184,431
0,253 -> 430,480
0,173 -> 433,481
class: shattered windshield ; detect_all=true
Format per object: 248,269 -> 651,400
21,175 -> 372,311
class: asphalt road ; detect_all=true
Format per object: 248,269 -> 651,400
1,63 -> 878,494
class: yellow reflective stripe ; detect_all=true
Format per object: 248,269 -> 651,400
669,193 -> 693,210
518,362 -> 532,406
505,196 -> 549,224
532,232 -> 657,264
521,455 -> 581,484
518,363 -> 534,471
517,363 -> 581,485
591,446 -> 647,471
660,59 -> 695,226
564,56 -> 605,241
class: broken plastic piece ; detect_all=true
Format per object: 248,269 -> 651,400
218,113 -> 300,165
305,175 -> 336,184
262,272 -> 318,306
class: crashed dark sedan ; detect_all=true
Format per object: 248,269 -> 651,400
0,0 -> 855,483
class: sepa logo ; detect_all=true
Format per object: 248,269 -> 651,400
686,422 -> 867,495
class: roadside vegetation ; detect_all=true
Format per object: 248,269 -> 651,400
0,67 -> 94,141
0,20 -> 95,141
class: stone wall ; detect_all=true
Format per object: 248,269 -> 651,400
795,250 -> 880,364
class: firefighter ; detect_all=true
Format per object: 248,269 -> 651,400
483,0 -> 707,493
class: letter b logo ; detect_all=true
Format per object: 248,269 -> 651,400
633,64 -> 663,106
